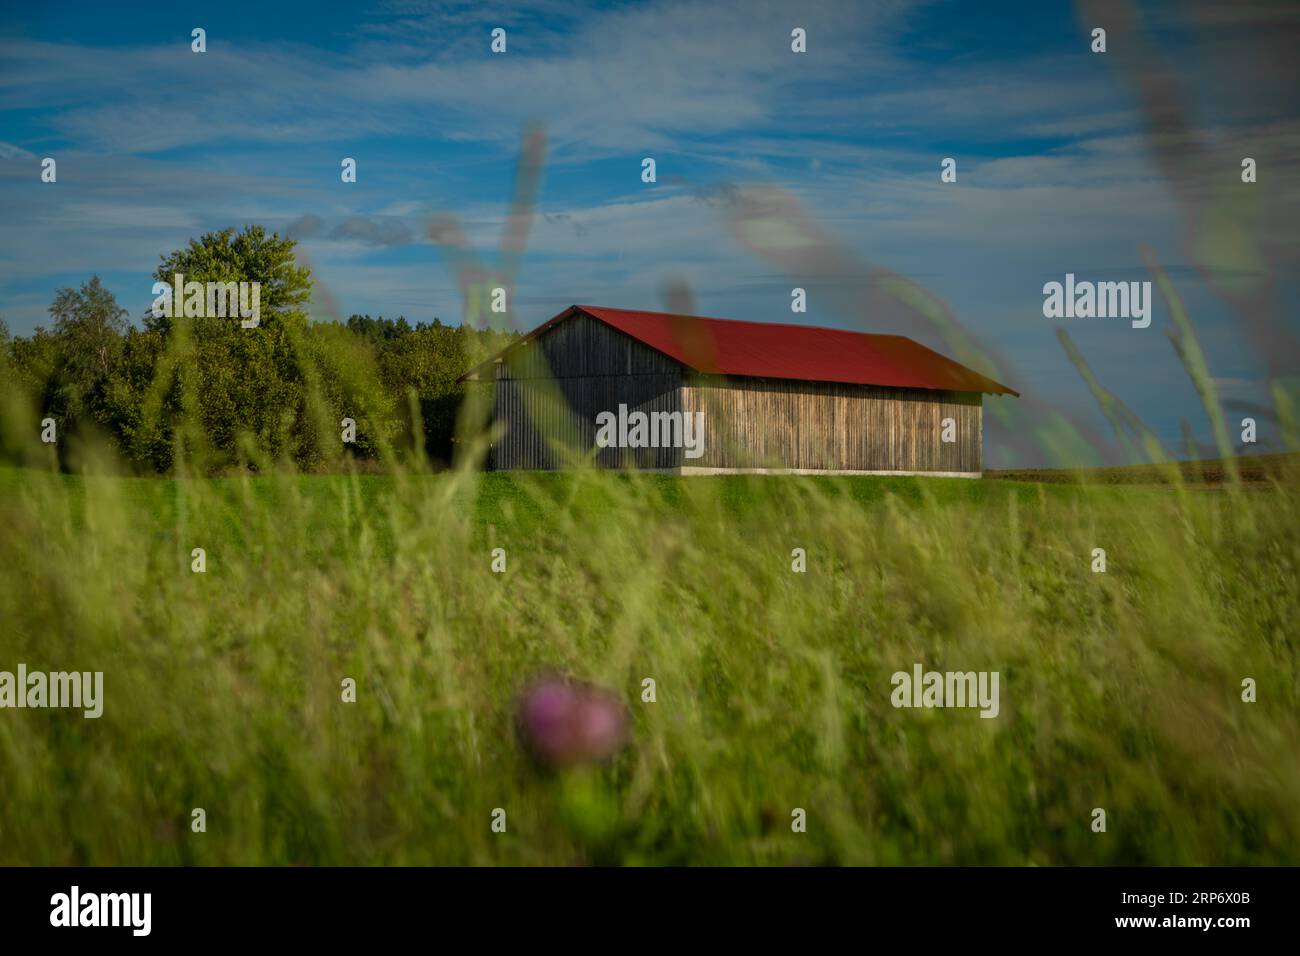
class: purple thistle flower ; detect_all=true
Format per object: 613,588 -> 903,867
517,675 -> 629,769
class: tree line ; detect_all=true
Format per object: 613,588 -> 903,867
0,226 -> 515,474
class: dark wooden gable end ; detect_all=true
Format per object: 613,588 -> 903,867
487,309 -> 686,470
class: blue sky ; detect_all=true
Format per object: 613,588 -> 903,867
1,0 -> 1296,466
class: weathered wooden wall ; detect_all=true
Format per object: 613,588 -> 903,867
681,376 -> 983,474
485,312 -> 984,474
490,313 -> 684,470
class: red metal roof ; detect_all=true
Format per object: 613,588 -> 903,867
466,305 -> 1019,396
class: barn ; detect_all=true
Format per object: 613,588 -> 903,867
459,305 -> 1018,476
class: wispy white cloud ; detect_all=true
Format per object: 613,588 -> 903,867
0,141 -> 36,161
0,1 -> 927,154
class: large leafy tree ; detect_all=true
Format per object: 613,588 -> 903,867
147,226 -> 316,470
149,225 -> 311,333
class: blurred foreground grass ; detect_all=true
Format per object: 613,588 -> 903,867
0,463 -> 1296,865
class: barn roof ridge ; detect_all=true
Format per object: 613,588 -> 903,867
459,303 -> 1020,397
576,304 -> 915,339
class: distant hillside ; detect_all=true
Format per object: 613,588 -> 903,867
986,453 -> 1298,486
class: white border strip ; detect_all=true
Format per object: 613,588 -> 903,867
670,467 -> 982,479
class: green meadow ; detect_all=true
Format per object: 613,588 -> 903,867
0,463 -> 1296,865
